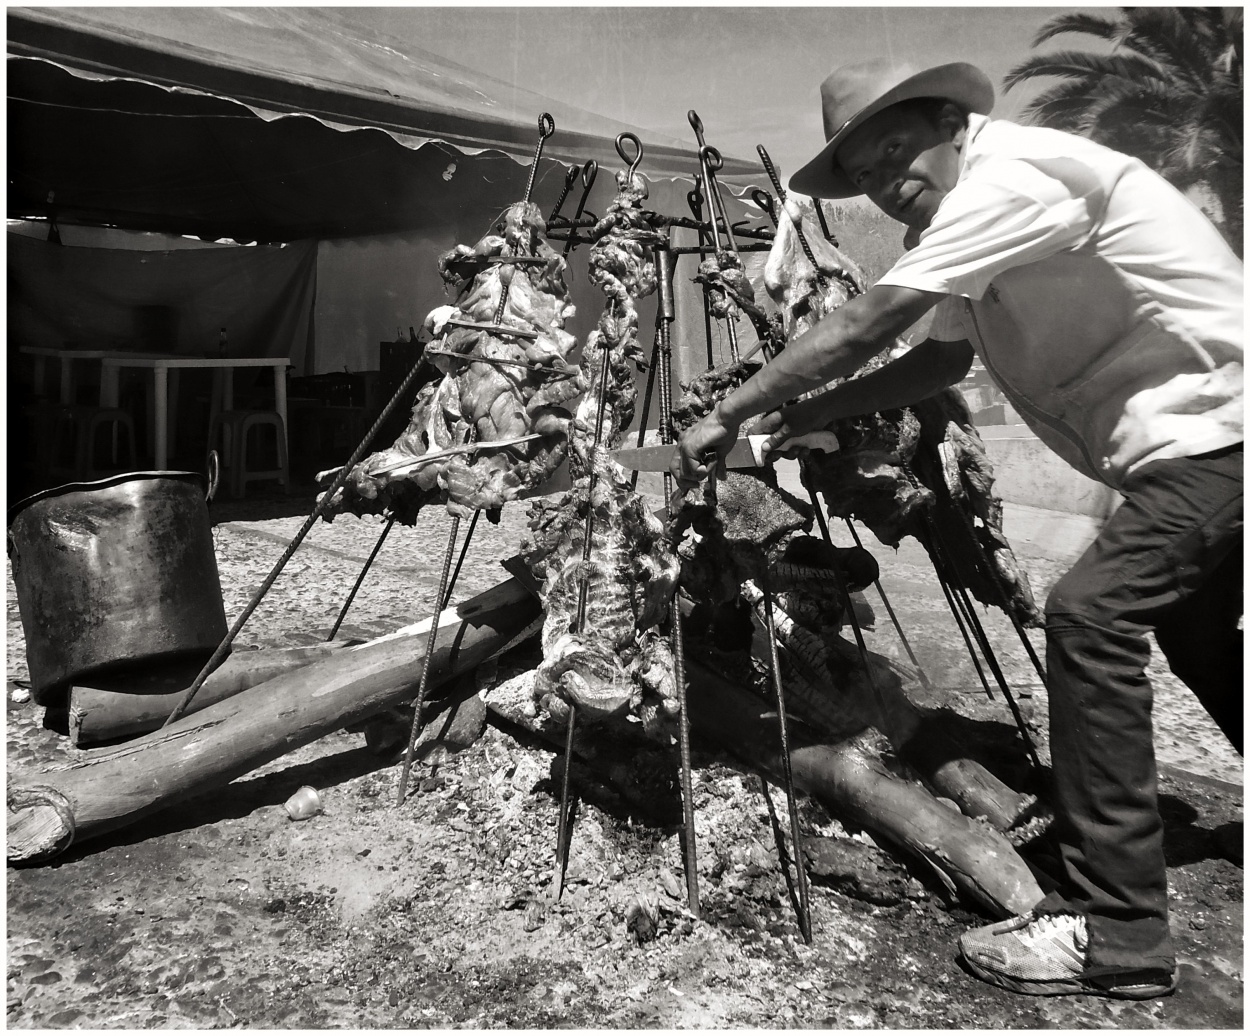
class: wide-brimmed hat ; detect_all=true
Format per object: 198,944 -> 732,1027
789,60 -> 994,199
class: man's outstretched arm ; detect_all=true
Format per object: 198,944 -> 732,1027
674,283 -> 948,481
756,335 -> 975,454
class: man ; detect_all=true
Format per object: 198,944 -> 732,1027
675,60 -> 1242,1000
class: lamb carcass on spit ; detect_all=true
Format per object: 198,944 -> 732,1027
521,170 -> 681,736
765,196 -> 1040,626
319,202 -> 584,523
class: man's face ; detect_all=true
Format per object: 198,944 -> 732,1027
834,103 -> 965,230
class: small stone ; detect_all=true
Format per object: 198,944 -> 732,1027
29,971 -> 63,986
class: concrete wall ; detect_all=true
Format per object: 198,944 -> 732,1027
979,426 -> 1121,521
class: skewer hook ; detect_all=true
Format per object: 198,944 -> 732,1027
522,112 -> 557,205
615,132 -> 644,182
561,160 -> 599,258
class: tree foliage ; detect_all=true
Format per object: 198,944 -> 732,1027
1004,7 -> 1242,252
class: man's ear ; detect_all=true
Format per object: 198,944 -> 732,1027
938,102 -> 968,148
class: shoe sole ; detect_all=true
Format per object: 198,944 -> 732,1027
962,956 -> 1177,1000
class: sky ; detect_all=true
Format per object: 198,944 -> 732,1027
354,5 -> 1103,182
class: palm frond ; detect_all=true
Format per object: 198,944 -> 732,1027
1003,49 -> 1169,93
1029,11 -> 1122,48
1119,7 -> 1231,90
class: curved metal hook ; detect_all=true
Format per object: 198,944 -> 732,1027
687,109 -> 706,147
538,112 -> 556,140
615,132 -> 644,181
700,145 -> 724,174
750,188 -> 779,227
581,159 -> 598,191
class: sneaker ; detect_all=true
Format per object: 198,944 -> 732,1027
958,912 -> 1176,999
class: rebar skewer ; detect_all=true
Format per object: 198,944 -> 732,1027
656,242 -> 700,919
840,517 -> 933,691
327,516 -> 396,641
759,563 -> 813,943
549,164 -> 579,223
561,160 -> 598,260
556,314 -> 616,900
164,348 -> 435,725
922,510 -> 1042,772
396,511 -> 460,805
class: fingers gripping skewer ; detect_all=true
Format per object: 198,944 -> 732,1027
657,241 -> 701,919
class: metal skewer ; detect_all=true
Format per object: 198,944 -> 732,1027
561,160 -> 598,259
549,164 -> 579,223
327,516 -> 396,641
656,241 -> 701,919
759,563 -> 813,943
686,184 -> 719,369
556,312 -> 616,900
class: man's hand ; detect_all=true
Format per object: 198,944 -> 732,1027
755,396 -> 836,458
671,407 -> 740,487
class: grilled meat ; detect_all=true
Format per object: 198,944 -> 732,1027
319,202 -> 583,524
522,171 -> 681,735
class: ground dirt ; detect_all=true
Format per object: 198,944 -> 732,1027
7,482 -> 1243,1029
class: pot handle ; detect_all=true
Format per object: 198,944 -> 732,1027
206,450 -> 220,505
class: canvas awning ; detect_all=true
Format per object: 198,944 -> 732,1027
8,7 -> 765,243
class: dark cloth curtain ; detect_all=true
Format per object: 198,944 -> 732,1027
7,232 -> 317,373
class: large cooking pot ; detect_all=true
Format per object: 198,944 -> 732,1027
7,471 -> 228,705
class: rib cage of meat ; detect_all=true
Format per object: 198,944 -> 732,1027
318,202 -> 584,524
765,196 -> 1040,626
521,171 -> 681,736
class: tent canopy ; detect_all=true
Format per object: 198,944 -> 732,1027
8,7 -> 764,243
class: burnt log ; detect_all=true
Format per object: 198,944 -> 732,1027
58,643 -> 360,747
7,578 -> 541,865
683,658 -> 1044,918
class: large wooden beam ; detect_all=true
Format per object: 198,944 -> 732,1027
57,643 -> 359,747
8,578 -> 542,864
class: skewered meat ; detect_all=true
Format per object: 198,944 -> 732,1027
522,170 -> 681,735
694,251 -> 785,353
319,202 -> 584,524
764,195 -> 1040,625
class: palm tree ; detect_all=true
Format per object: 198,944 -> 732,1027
1004,7 -> 1242,253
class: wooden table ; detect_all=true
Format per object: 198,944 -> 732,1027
99,355 -> 290,470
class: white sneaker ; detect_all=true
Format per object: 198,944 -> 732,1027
959,912 -> 1176,999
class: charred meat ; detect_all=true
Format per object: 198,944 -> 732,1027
522,171 -> 681,735
320,202 -> 583,523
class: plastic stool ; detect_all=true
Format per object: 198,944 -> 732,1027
207,409 -> 289,498
49,405 -> 138,481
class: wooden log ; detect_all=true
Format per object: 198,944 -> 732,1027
62,643 -> 360,747
7,578 -> 542,865
684,658 -> 1044,919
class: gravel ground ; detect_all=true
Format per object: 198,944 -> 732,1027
6,482 -> 1242,1029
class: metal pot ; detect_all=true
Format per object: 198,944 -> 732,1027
7,471 -> 228,705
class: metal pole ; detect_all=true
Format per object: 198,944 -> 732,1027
327,516 -> 396,641
657,241 -> 700,919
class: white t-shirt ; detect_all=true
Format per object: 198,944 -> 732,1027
878,114 -> 1243,487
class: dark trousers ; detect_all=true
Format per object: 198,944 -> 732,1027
1036,444 -> 1242,976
